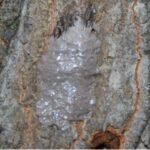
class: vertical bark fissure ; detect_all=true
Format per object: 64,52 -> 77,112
121,0 -> 143,134
70,121 -> 86,149
17,0 -> 57,148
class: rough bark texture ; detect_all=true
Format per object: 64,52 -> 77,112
0,0 -> 149,149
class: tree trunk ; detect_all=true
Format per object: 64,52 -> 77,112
0,0 -> 149,149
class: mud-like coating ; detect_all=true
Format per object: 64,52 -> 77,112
36,17 -> 101,130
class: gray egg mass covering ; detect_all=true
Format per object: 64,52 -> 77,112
36,17 -> 101,130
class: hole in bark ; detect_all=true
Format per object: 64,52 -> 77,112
95,143 -> 108,149
88,126 -> 124,149
91,28 -> 96,32
0,125 -> 4,133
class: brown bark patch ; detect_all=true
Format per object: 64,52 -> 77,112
88,125 -> 125,149
70,120 -> 86,148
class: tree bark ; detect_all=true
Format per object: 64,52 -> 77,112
0,0 -> 149,149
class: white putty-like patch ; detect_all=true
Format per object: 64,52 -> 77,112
36,17 -> 101,130
109,71 -> 121,90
